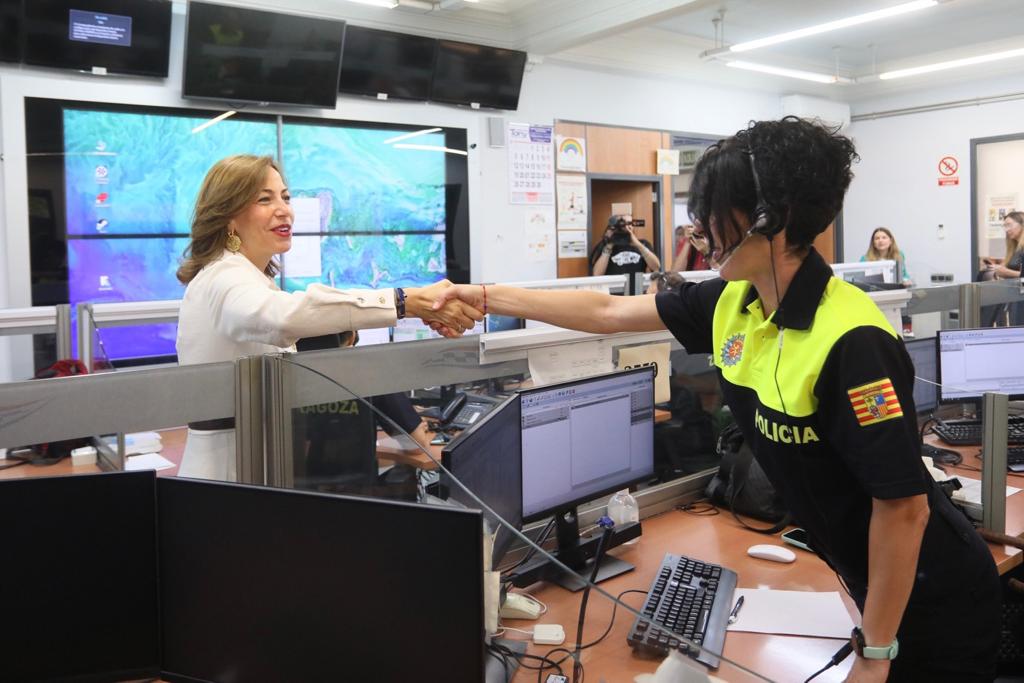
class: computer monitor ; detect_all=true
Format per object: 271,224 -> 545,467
518,367 -> 655,586
904,337 -> 938,414
0,471 -> 160,683
442,394 -> 522,568
157,477 -> 485,683
937,326 -> 1024,403
486,313 -> 523,333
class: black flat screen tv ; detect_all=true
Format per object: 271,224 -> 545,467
431,39 -> 526,110
0,0 -> 21,63
22,0 -> 172,77
338,26 -> 436,101
183,2 -> 344,108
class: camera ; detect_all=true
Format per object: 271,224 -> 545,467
610,217 -> 632,245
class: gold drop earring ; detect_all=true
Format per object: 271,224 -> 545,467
226,230 -> 242,253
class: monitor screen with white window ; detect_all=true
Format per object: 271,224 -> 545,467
519,368 -> 654,522
937,326 -> 1024,402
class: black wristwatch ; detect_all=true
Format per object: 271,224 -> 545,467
394,287 -> 406,319
851,626 -> 899,660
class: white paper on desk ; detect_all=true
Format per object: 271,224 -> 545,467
528,339 -> 614,386
124,452 -> 176,472
951,476 -> 1021,505
725,588 -> 855,638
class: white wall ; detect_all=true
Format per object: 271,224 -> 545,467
0,14 -> 783,380
844,74 -> 1024,285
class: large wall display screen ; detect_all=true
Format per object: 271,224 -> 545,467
280,121 -> 448,291
26,99 -> 469,365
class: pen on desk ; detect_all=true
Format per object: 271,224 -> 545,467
727,595 -> 744,624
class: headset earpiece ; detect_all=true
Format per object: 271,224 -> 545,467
747,151 -> 784,238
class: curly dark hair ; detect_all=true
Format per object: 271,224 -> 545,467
688,116 -> 859,250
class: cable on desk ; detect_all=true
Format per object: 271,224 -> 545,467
676,500 -> 720,516
501,519 -> 556,578
579,589 -> 647,650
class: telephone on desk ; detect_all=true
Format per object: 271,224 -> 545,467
425,392 -> 502,432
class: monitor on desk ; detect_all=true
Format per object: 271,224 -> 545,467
517,367 -> 655,589
441,394 -> 522,568
0,471 -> 160,683
157,477 -> 485,683
938,326 -> 1024,403
904,337 -> 938,414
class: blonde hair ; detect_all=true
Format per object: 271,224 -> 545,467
176,155 -> 284,284
1004,211 -> 1024,261
865,226 -> 900,262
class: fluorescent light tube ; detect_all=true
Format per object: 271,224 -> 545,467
393,143 -> 468,156
730,0 -> 937,53
726,60 -> 849,84
879,47 -> 1024,79
191,110 -> 237,134
382,127 -> 443,144
346,0 -> 399,7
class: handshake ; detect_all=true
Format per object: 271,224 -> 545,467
406,280 -> 485,338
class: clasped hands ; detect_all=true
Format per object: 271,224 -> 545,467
405,280 -> 483,338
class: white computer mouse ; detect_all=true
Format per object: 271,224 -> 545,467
747,544 -> 797,563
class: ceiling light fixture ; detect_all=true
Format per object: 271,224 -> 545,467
393,143 -> 468,156
879,46 -> 1024,79
191,110 -> 237,134
729,0 -> 939,53
383,127 -> 443,144
345,0 -> 399,8
726,60 -> 852,84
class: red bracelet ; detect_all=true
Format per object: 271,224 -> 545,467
481,284 -> 488,314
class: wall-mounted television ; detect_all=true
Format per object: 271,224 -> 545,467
0,0 -> 21,64
338,26 -> 436,102
22,0 -> 172,77
431,39 -> 526,111
183,2 -> 344,108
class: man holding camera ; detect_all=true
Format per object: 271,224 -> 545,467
589,214 -> 661,276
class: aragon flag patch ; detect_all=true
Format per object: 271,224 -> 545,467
847,378 -> 903,426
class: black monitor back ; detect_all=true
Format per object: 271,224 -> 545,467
0,471 -> 160,683
157,477 -> 485,683
441,394 -> 523,567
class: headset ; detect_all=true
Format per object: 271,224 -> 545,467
704,148 -> 784,269
746,150 -> 784,238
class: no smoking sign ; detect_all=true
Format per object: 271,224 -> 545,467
938,156 -> 959,186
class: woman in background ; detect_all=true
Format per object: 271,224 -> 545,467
862,227 -> 911,285
175,154 -> 479,481
671,223 -> 711,272
983,211 -> 1024,325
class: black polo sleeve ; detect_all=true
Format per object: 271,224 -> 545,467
814,326 -> 928,500
654,278 -> 726,355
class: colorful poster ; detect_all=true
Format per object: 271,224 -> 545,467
987,193 -> 1018,238
508,123 -> 554,205
556,174 -> 587,229
556,135 -> 587,172
524,209 -> 556,264
657,148 -> 680,175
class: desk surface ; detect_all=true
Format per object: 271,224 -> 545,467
509,509 -> 857,682
508,451 -> 1024,683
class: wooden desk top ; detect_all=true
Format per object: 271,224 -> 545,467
509,509 -> 857,683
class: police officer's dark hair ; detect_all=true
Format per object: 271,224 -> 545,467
688,116 -> 859,250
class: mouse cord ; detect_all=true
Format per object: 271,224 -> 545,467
804,641 -> 853,682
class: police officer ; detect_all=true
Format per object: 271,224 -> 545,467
432,117 -> 1000,682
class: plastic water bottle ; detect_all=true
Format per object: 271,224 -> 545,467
607,489 -> 640,544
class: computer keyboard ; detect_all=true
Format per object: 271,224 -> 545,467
932,416 -> 1024,446
626,552 -> 737,669
979,445 -> 1024,467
